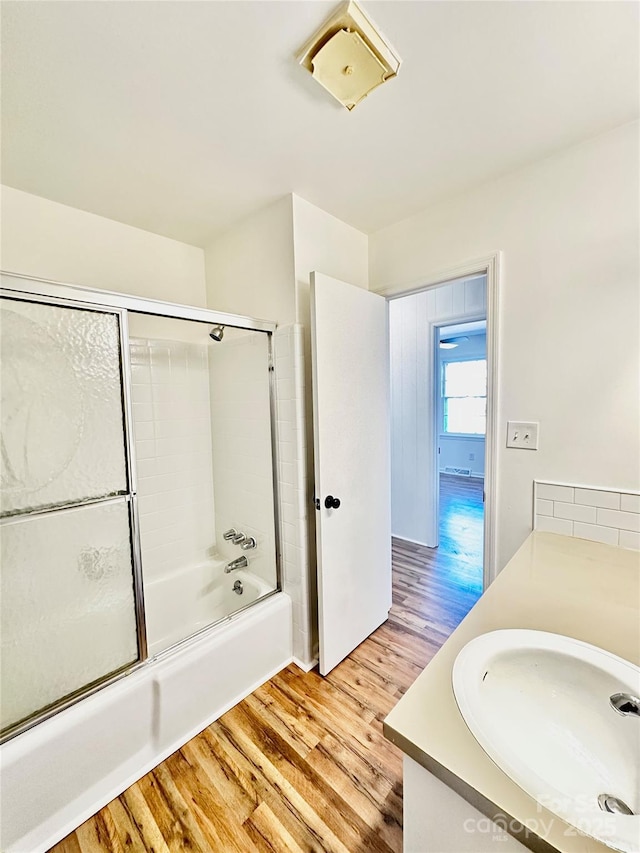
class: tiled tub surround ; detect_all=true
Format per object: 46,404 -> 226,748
130,337 -> 216,581
207,332 -> 277,589
130,332 -> 281,655
274,325 -> 316,668
130,326 -> 313,662
534,481 -> 640,550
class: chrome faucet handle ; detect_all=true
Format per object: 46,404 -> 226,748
232,532 -> 246,545
222,528 -> 237,541
240,537 -> 257,550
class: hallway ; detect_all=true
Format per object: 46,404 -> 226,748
51,500 -> 483,853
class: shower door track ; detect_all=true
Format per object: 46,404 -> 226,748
0,270 -> 281,744
0,270 -> 276,332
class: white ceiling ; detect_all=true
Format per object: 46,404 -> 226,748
2,1 -> 638,247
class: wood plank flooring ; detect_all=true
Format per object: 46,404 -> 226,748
50,476 -> 483,853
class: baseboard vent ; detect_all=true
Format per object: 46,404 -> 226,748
444,466 -> 472,476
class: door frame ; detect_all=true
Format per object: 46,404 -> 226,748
376,252 -> 500,588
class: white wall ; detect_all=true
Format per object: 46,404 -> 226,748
203,196 -> 295,325
292,193 -> 368,324
203,194 -> 368,666
439,333 -> 486,477
1,186 -> 206,305
291,195 -> 369,663
439,436 -> 485,478
389,278 -> 486,545
371,120 -> 640,570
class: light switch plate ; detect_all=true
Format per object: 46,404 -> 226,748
506,421 -> 539,450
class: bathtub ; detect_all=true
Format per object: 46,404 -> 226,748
144,559 -> 274,656
0,591 -> 292,853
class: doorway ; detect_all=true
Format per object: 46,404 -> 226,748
388,272 -> 492,619
436,319 -> 486,598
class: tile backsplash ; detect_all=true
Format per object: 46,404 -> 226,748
534,481 -> 640,550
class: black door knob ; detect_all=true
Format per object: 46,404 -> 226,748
324,495 -> 341,509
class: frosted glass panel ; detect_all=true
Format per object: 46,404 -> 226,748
0,500 -> 138,732
0,298 -> 128,516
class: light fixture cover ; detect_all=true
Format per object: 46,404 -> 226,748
297,1 -> 401,111
440,335 -> 470,349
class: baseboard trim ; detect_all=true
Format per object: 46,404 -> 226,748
291,656 -> 318,673
391,533 -> 436,548
439,470 -> 484,480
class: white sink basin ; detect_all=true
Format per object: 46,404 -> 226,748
452,630 -> 640,852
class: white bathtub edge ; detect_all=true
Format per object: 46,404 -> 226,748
2,593 -> 293,853
291,655 -> 318,673
41,659 -> 290,853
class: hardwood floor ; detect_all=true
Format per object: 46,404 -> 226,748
50,476 -> 483,853
437,472 -> 485,596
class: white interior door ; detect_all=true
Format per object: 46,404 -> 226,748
310,271 -> 392,675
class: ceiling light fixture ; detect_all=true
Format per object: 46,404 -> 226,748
439,336 -> 470,350
297,1 -> 401,111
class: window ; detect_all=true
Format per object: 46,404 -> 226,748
442,359 -> 487,435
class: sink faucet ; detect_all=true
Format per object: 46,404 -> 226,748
224,555 -> 248,573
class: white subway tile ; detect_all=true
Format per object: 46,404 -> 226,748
135,440 -> 156,460
131,383 -> 152,404
573,522 -> 619,547
277,420 -> 294,443
574,488 -> 620,510
280,462 -> 295,486
276,379 -> 294,401
596,508 -> 640,532
620,493 -> 640,514
281,502 -> 298,526
535,499 -> 554,516
156,437 -> 184,457
553,502 -> 597,523
619,530 -> 640,551
133,420 -> 154,442
152,401 -> 176,422
154,419 -> 181,439
537,484 -> 574,502
136,458 -> 157,479
133,403 -> 153,422
278,441 -> 294,464
535,515 -> 573,535
277,399 -> 295,424
130,361 -> 150,382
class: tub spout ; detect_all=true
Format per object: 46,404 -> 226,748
225,555 -> 248,573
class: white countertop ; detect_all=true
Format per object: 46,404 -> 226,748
383,532 -> 640,853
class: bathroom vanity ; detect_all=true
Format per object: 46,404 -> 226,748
384,532 -> 640,853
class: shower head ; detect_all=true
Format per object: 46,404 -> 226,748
209,325 -> 225,342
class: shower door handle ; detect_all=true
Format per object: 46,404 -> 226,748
324,495 -> 341,509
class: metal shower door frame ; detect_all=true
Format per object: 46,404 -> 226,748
0,271 -> 281,743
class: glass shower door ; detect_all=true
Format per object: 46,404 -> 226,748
0,295 -> 142,738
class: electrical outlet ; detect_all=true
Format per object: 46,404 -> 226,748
469,452 -> 475,461
506,421 -> 539,450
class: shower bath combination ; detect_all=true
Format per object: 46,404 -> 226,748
0,272 -> 282,744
